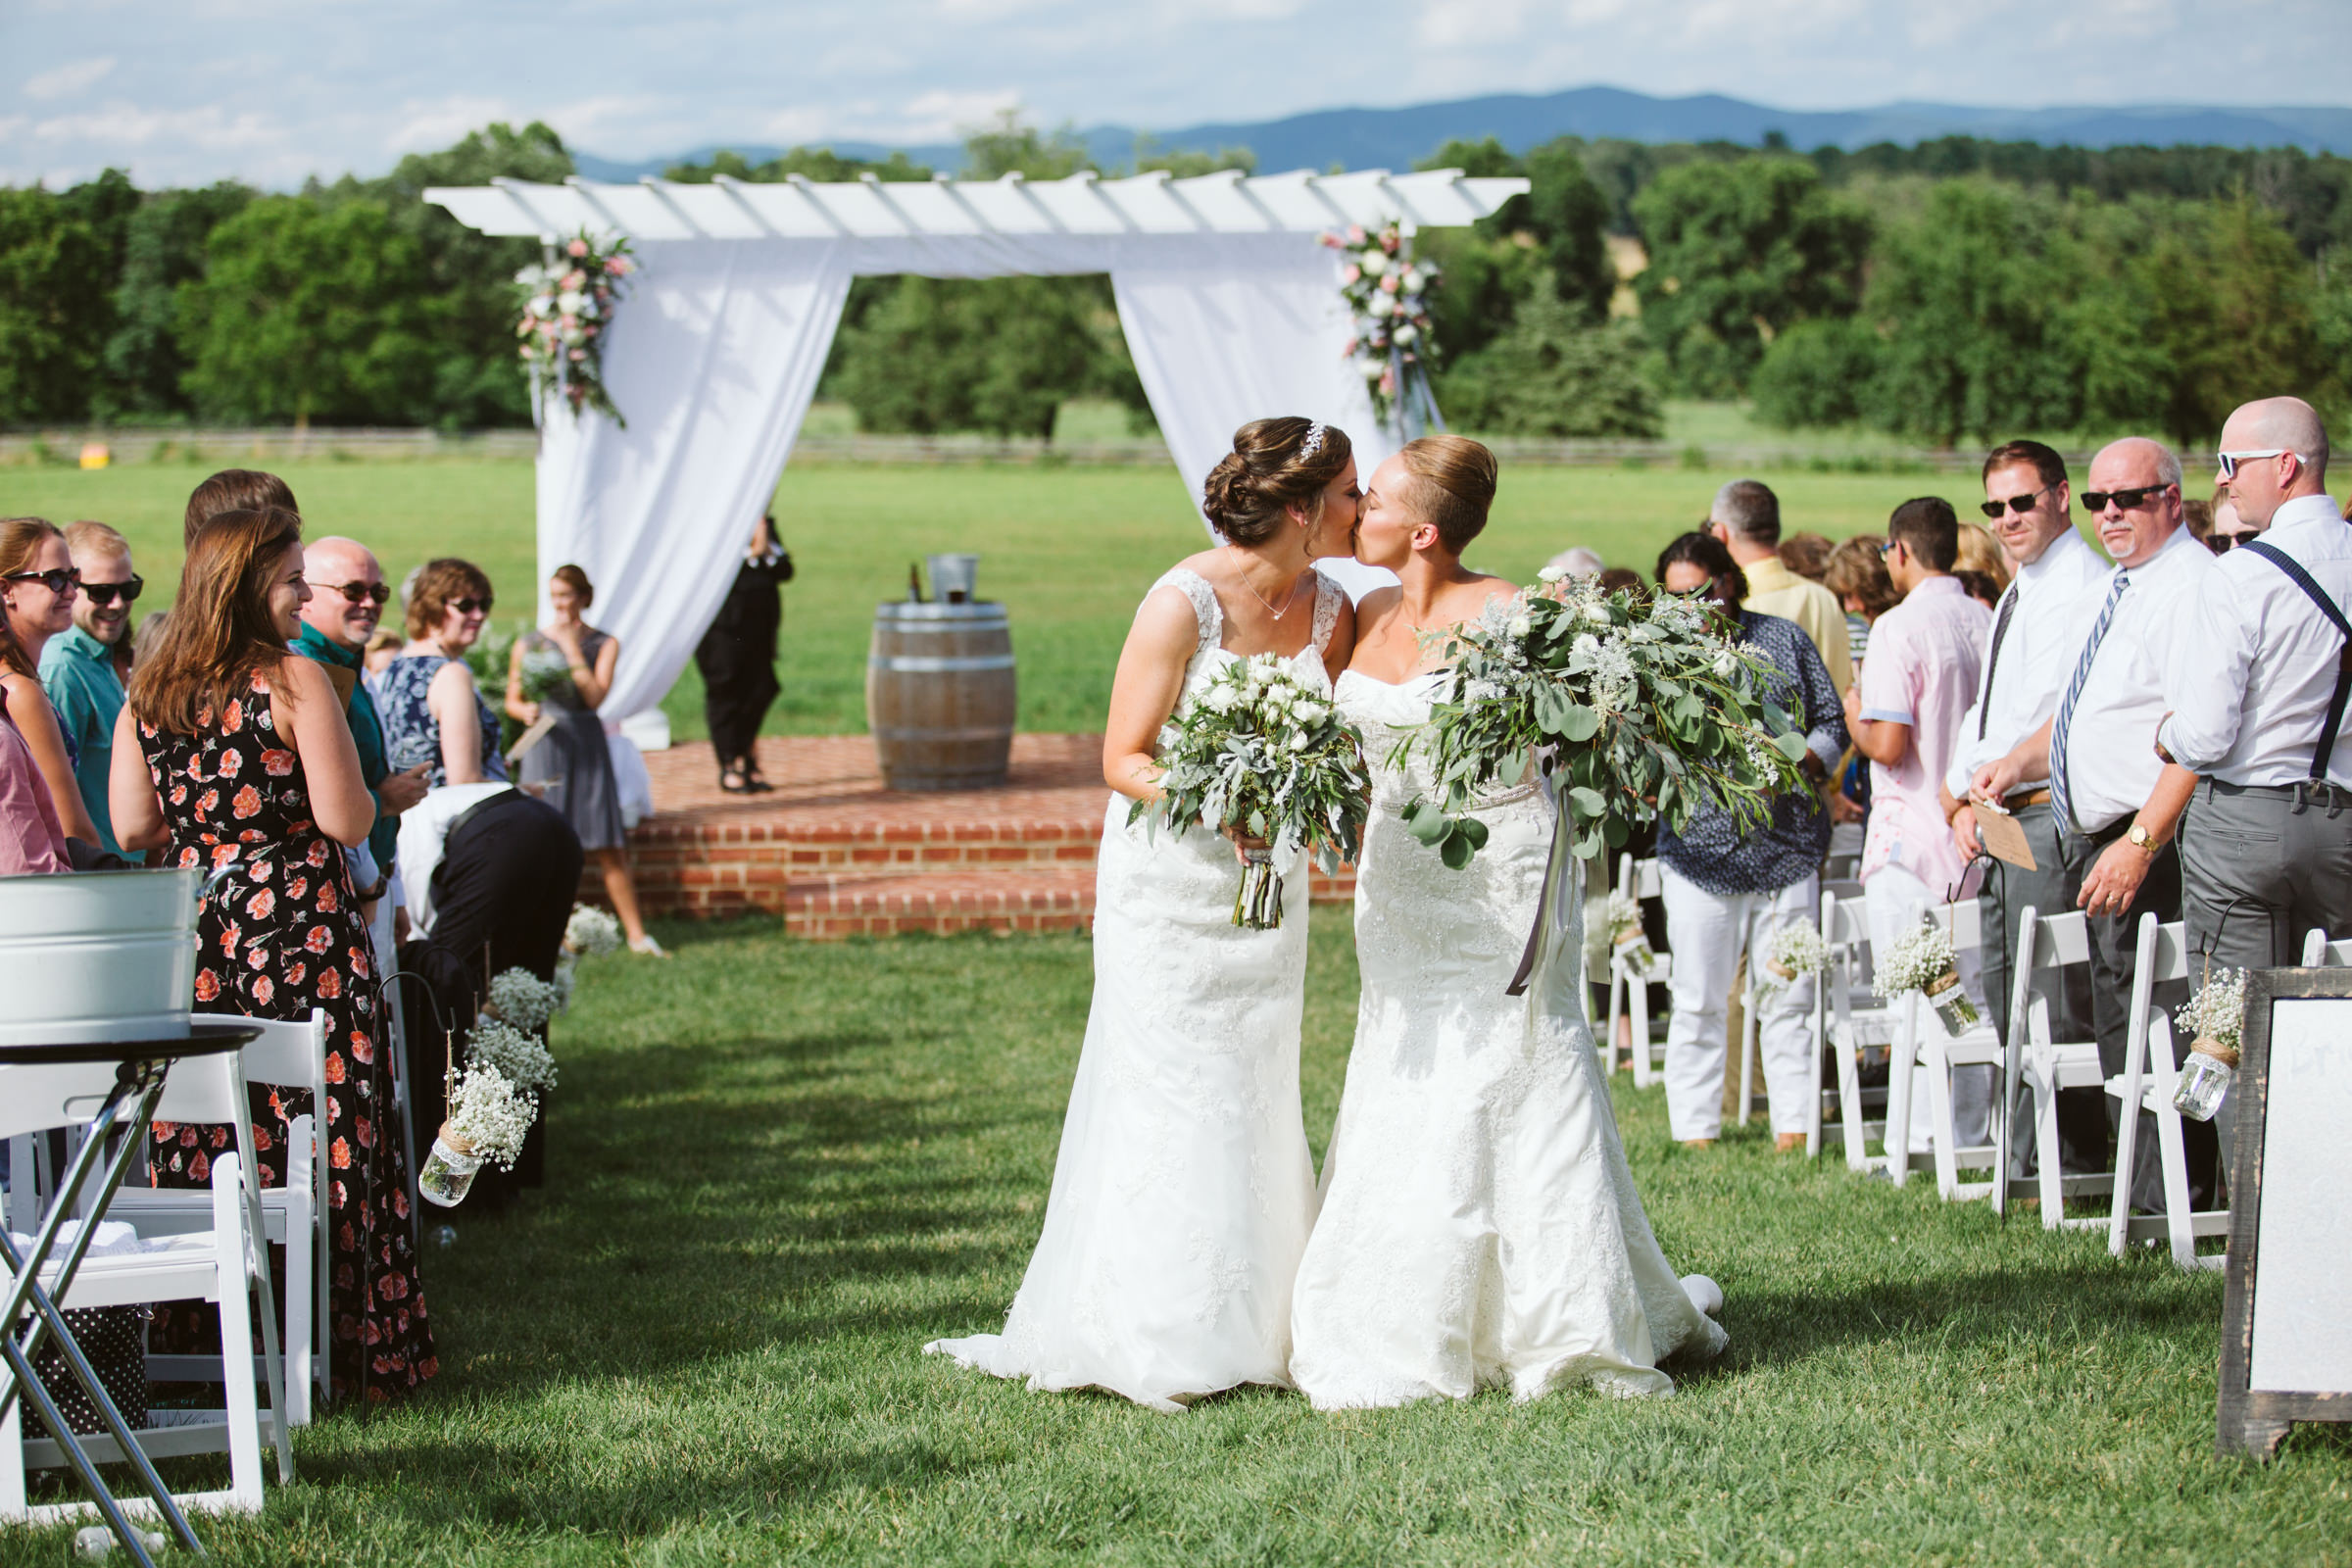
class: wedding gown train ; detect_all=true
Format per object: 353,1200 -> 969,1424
925,567 -> 1342,1412
1287,669 -> 1728,1409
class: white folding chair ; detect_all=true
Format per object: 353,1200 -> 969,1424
1603,855 -> 1673,1085
105,1011 -> 328,1423
2100,915 -> 2230,1268
1883,900 -> 2008,1200
0,1057 -> 285,1526
1807,881 -> 1899,1167
2300,929 -> 2352,967
1992,906 -> 2114,1224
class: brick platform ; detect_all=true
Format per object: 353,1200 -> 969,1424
603,735 -> 1353,937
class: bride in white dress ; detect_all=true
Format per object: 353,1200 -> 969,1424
1289,435 -> 1726,1410
927,416 -> 1360,1412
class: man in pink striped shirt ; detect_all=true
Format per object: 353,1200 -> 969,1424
1844,498 -> 1994,1144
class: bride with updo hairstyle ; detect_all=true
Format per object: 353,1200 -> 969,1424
928,415 -> 1360,1411
1288,433 -> 1727,1411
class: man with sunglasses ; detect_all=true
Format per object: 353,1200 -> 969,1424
34,520 -> 141,857
293,536 -> 431,912
1940,441 -> 2108,1175
2158,398 -> 2352,1054
1972,437 -> 2216,1211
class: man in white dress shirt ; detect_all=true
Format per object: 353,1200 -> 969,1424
1943,440 -> 2110,1173
1973,437 -> 2215,1209
2159,397 -> 2352,979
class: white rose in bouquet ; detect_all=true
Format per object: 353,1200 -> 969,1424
1359,249 -> 1389,276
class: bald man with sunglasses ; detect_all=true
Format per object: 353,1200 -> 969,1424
294,536 -> 430,902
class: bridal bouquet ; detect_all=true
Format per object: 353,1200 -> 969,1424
516,230 -> 637,425
1401,574 -> 1810,870
1875,919 -> 1980,1037
1604,890 -> 1655,974
1133,655 -> 1370,929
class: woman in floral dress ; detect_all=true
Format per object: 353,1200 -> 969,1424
109,505 -> 437,1401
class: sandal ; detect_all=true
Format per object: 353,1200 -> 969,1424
718,763 -> 753,794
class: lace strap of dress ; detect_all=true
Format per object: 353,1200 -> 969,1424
1310,570 -> 1343,657
1151,567 -> 1221,660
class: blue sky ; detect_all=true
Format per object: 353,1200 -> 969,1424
7,0 -> 2350,189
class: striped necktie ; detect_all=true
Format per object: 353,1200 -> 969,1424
2048,570 -> 2130,835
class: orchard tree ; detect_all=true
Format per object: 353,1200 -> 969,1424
0,186 -> 114,421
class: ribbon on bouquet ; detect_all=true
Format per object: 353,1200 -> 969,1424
1504,767 -> 1580,997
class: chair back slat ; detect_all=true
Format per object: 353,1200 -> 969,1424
1933,899 -> 1986,953
2030,908 -> 2093,969
2148,921 -> 2190,985
153,1051 -> 251,1128
0,1061 -> 128,1141
1632,857 -> 1662,900
233,1011 -> 326,1091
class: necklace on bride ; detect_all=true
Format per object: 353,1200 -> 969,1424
1225,545 -> 1302,619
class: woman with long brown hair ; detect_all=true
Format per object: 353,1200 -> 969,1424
0,595 -> 69,874
1,516 -> 103,846
110,507 -> 437,1400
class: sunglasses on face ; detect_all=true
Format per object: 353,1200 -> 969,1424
321,580 -> 393,606
2217,449 -> 2302,481
1980,485 -> 2055,519
80,576 -> 144,608
2081,484 -> 2173,514
3,567 -> 80,597
450,597 -> 493,615
2210,532 -> 2256,553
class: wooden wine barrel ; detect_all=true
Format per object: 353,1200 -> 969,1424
866,601 -> 1017,791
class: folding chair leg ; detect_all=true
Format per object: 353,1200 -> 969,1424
213,1170 -> 267,1512
2155,1100 -> 2202,1269
1927,1050 -> 1963,1199
1606,972 -> 1624,1075
1885,1043 -> 1917,1187
1738,1004 -> 1758,1128
1837,1041 -> 1869,1171
1631,983 -> 1654,1089
2036,1069 -> 2067,1227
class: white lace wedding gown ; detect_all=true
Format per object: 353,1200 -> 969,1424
1288,669 -> 1728,1409
925,567 -> 1343,1412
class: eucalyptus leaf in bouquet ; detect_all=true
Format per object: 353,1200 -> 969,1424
1401,574 -> 1811,869
1131,654 -> 1371,929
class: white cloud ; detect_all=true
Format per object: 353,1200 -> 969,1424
388,95 -> 518,153
897,87 -> 1024,141
23,56 -> 117,100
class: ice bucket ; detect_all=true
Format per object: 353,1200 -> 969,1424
926,553 -> 980,604
0,867 -> 201,1045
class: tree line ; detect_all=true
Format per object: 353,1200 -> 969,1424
4,120 -> 2349,449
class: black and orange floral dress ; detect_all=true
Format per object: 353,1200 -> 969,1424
139,671 -> 437,1401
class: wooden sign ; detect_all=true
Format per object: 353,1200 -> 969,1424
2218,967 -> 2352,1458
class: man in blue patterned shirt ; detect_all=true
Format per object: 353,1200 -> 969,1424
1652,532 -> 1849,1152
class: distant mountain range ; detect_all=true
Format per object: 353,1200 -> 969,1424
571,84 -> 2352,183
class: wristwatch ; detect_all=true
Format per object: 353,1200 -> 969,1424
2126,821 -> 2157,852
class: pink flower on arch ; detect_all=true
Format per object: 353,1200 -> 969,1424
566,238 -> 588,258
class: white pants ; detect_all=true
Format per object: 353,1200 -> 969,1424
1864,864 -> 1992,1152
1660,866 -> 1820,1141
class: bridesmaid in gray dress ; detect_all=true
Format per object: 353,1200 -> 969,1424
504,564 -> 663,956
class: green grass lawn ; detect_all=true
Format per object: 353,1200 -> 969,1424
0,454 -> 1988,746
11,918 -> 2340,1566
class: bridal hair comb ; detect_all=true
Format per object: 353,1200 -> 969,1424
1298,420 -> 1328,462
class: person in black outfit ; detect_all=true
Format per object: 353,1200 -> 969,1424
694,514 -> 792,793
398,790 -> 583,1197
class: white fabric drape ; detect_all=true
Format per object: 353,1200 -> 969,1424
535,230 -> 1416,722
1110,234 -> 1396,601
536,240 -> 852,718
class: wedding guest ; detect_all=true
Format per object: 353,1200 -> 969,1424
109,505 -> 435,1399
379,559 -> 508,789
37,520 -> 141,855
2182,496 -> 2216,550
1955,521 -> 2013,593
507,564 -> 662,956
1944,439 -> 2107,1174
2208,492 -> 2264,552
1776,530 -> 1834,582
363,627 -> 402,686
0,600 -> 69,875
1596,566 -> 1642,597
184,467 -> 297,546
134,610 -> 172,665
2157,398 -> 2352,1179
1707,479 -> 1852,695
0,517 -> 102,847
1543,545 -> 1604,580
1652,531 -> 1847,1152
1823,534 -> 1899,667
694,514 -> 793,794
1845,499 -> 1994,1148
294,536 -> 431,915
1955,571 -> 2003,612
1974,437 -> 2213,1211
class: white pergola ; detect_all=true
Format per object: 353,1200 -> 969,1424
425,169 -> 1528,726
